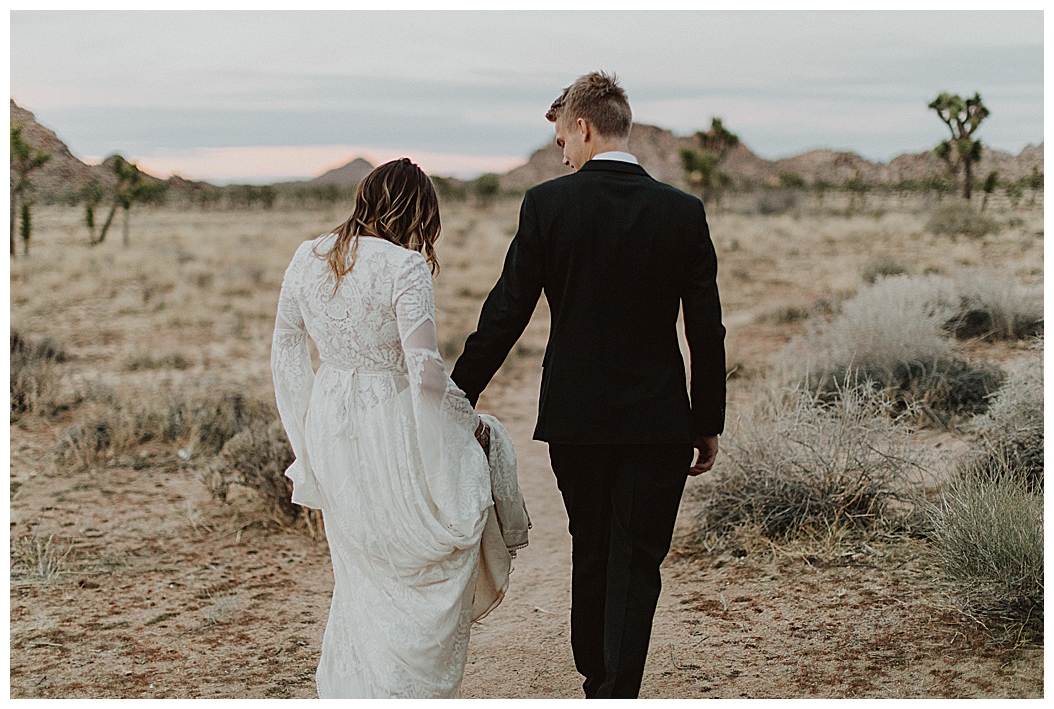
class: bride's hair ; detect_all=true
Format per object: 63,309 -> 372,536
317,158 -> 441,294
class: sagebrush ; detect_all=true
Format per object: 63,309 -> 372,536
685,384 -> 930,553
778,275 -> 1004,422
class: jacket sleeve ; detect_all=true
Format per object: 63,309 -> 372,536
680,198 -> 726,437
451,190 -> 545,406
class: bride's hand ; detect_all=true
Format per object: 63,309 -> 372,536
474,418 -> 491,456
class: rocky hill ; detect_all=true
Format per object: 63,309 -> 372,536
501,121 -> 1044,191
308,157 -> 374,187
10,100 -> 115,197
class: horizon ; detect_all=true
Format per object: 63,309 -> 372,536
11,11 -> 1043,183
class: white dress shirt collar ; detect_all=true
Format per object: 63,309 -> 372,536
591,151 -> 639,165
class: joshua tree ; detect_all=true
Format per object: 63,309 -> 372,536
928,92 -> 989,201
10,124 -> 51,257
680,118 -> 740,210
1026,166 -> 1043,207
981,171 -> 999,212
697,117 -> 740,160
79,180 -> 103,244
94,155 -> 165,246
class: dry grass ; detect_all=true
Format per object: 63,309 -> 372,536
56,389 -> 276,467
10,533 -> 74,585
948,271 -> 1044,341
10,331 -> 74,420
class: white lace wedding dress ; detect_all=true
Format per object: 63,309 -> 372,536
270,234 -> 493,698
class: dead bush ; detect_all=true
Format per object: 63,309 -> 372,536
202,419 -> 296,518
926,202 -> 1000,238
684,384 -> 930,554
755,189 -> 798,215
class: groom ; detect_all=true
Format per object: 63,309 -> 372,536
452,71 -> 725,699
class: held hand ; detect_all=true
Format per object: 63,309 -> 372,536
689,435 -> 719,476
474,418 -> 491,456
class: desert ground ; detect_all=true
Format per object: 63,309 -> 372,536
9,193 -> 1044,698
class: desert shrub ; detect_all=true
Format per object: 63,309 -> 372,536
124,352 -> 192,371
755,189 -> 798,215
779,275 -> 1004,422
57,389 -> 274,465
928,458 -> 1043,631
947,273 -> 1043,341
686,384 -> 929,552
185,390 -> 273,455
11,331 -> 71,421
926,202 -> 1000,238
964,353 -> 1043,489
860,254 -> 908,284
202,419 -> 296,517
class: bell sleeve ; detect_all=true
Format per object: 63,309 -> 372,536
393,252 -> 492,544
271,250 -> 325,510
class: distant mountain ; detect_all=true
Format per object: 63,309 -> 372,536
9,99 -> 1043,198
10,99 -> 210,199
500,121 -> 1044,191
309,157 -> 374,187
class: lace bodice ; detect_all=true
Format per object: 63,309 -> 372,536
277,234 -> 429,372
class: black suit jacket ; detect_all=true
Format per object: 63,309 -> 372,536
451,159 -> 725,445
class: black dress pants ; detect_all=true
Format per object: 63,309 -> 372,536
549,443 -> 692,699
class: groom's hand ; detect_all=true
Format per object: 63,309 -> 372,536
689,435 -> 719,476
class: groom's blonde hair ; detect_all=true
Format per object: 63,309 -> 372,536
546,71 -> 632,139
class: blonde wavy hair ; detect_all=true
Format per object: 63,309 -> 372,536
315,158 -> 441,294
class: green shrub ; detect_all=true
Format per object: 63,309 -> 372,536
926,202 -> 1000,238
686,384 -> 929,551
928,458 -> 1043,632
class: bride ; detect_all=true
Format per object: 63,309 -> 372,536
270,158 -> 499,698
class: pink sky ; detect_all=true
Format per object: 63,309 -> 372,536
83,145 -> 529,183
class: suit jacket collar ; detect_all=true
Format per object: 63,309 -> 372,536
578,159 -> 649,177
